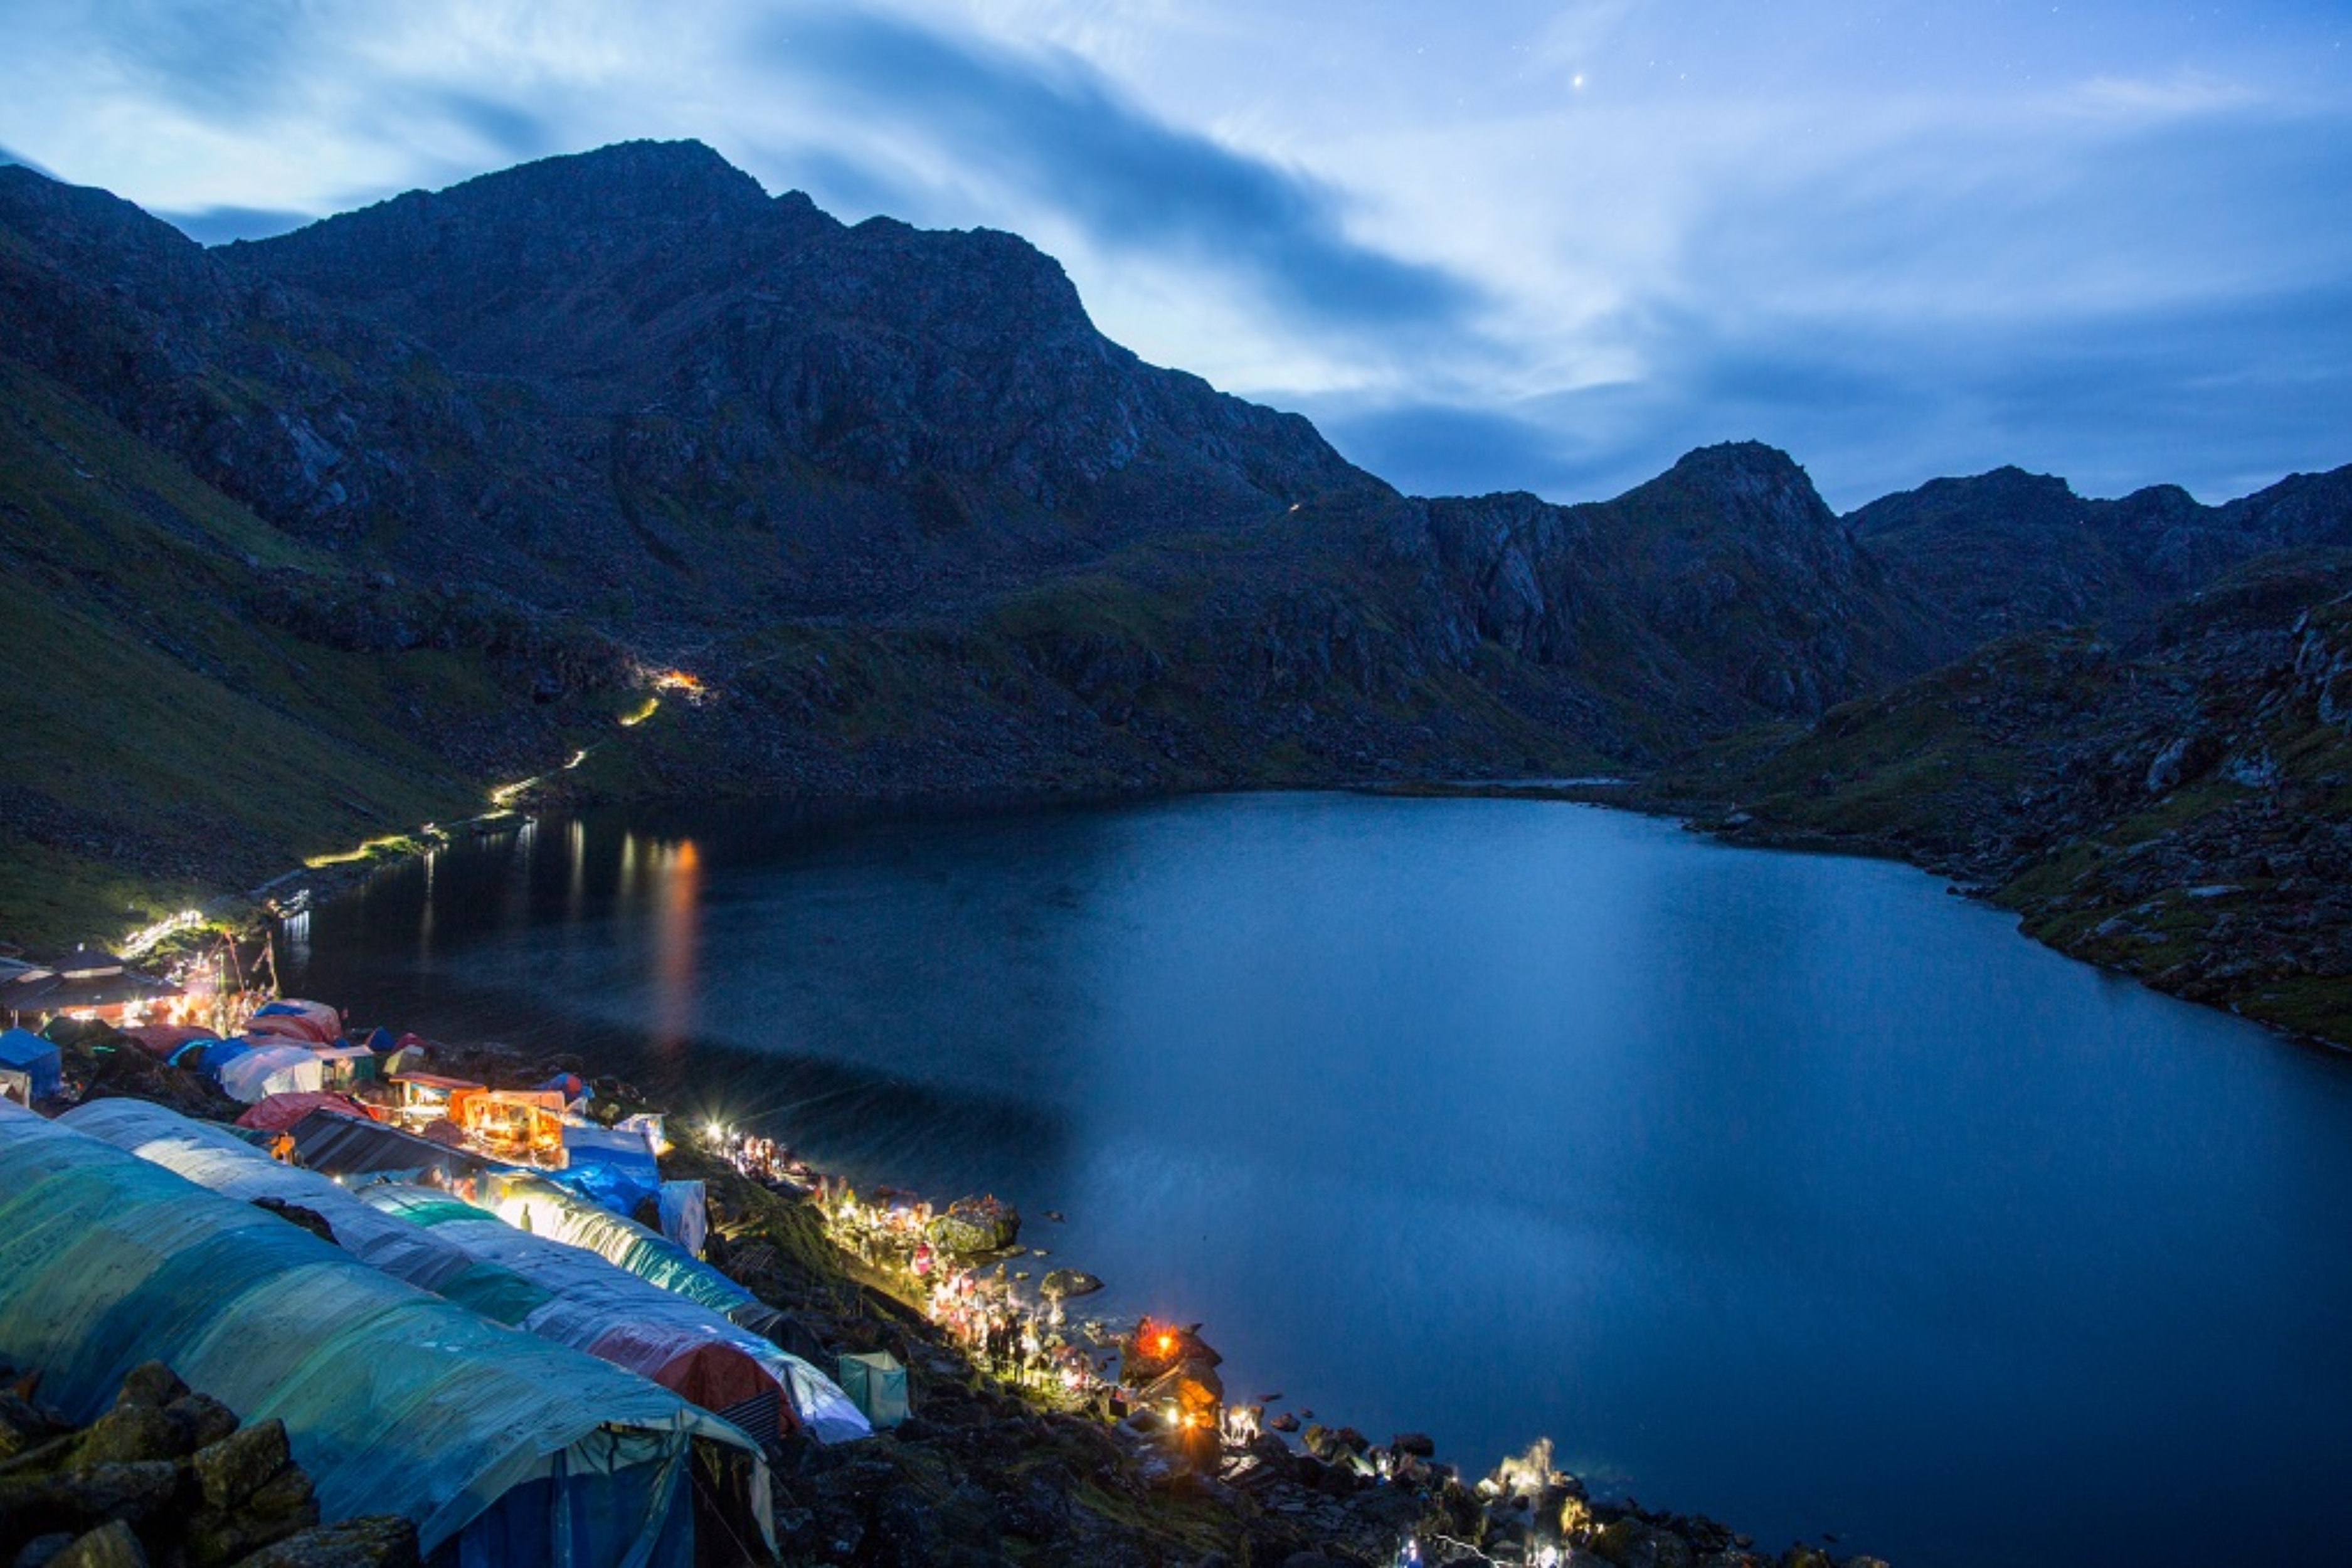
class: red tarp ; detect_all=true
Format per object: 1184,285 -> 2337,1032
235,1091 -> 374,1132
122,1024 -> 220,1057
585,1325 -> 781,1422
246,1011 -> 339,1046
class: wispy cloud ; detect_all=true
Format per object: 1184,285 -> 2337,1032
0,0 -> 2344,509
747,10 -> 1486,344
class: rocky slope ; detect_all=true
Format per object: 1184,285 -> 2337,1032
1655,551 -> 2352,1044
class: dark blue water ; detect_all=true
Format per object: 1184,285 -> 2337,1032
287,793 -> 2352,1567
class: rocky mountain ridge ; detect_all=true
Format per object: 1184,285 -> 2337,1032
2,140 -> 2349,1051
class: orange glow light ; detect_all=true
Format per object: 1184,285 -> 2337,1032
654,670 -> 706,694
1156,1333 -> 1174,1355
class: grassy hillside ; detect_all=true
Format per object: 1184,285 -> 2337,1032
0,361 -> 614,943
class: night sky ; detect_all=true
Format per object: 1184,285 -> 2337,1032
2,1 -> 2346,509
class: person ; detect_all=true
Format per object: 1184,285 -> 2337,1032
268,1131 -> 296,1164
913,1239 -> 935,1278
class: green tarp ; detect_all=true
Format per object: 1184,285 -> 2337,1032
0,1100 -> 773,1567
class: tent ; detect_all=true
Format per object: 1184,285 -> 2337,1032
0,1027 -> 61,1101
123,1024 -> 218,1057
562,1122 -> 664,1216
482,1172 -> 785,1337
214,1041 -> 324,1103
657,1180 -> 708,1259
836,1353 -> 910,1430
288,1106 -> 507,1185
246,999 -> 341,1044
60,1101 -> 861,1443
309,1042 -> 380,1091
0,1067 -> 30,1106
357,1184 -> 866,1446
234,1091 -> 373,1133
60,1099 -> 554,1329
0,1099 -> 773,1567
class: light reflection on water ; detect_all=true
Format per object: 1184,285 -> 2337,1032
289,793 -> 2352,1568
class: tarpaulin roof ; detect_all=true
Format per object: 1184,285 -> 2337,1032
289,1104 -> 507,1183
487,1171 -> 783,1332
359,1183 -> 867,1444
57,1100 -> 861,1442
234,1091 -> 373,1133
214,1042 -> 324,1104
1,1099 -> 773,1566
0,1029 -> 61,1099
58,1099 -> 553,1328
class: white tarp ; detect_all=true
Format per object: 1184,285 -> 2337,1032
215,1042 -> 323,1104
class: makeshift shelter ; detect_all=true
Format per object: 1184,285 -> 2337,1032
0,1067 -> 30,1106
658,1180 -> 709,1259
0,1027 -> 63,1101
289,1106 -> 507,1186
484,1172 -> 787,1337
357,1185 -> 867,1446
0,946 -> 176,1022
835,1353 -> 910,1430
58,1101 -> 861,1443
60,1099 -> 554,1329
245,999 -> 341,1044
124,1024 -> 218,1057
309,1042 -> 381,1091
450,1087 -> 567,1162
0,1100 -> 773,1567
389,1071 -> 482,1118
213,1041 -> 324,1104
563,1121 -> 664,1214
234,1091 -> 373,1133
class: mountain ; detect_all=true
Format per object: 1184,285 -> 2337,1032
3,140 -> 2349,1049
1852,463 -> 2352,654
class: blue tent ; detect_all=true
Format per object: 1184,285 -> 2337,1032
0,1027 -> 61,1100
0,1100 -> 774,1567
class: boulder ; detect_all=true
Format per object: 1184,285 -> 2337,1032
193,1418 -> 291,1510
112,1365 -> 188,1412
1592,1518 -> 1695,1568
72,1406 -> 184,1466
1390,1431 -> 1436,1458
0,1391 -> 71,1461
1039,1269 -> 1104,1300
49,1521 -> 147,1568
228,1516 -> 421,1568
163,1396 -> 239,1453
0,1460 -> 180,1539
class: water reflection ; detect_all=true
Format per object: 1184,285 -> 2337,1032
651,837 -> 701,1055
287,793 -> 2352,1568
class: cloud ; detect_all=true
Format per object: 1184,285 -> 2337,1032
748,9 -> 1485,343
155,203 -> 316,244
94,0 -> 315,119
0,144 -> 56,177
432,91 -> 560,162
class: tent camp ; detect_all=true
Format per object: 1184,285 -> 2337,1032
0,1100 -> 773,1567
58,1101 -> 861,1442
0,1028 -> 61,1101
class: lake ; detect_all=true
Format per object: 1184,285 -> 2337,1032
285,792 -> 2352,1567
